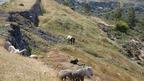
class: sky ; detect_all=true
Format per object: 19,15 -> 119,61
0,0 -> 9,5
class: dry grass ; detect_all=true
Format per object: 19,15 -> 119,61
39,0 -> 144,81
58,45 -> 144,81
0,39 -> 59,81
0,0 -> 144,81
0,0 -> 36,12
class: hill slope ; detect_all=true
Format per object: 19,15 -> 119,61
0,38 -> 58,81
39,0 -> 144,81
0,0 -> 144,81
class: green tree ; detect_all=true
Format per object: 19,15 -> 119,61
115,21 -> 129,33
81,2 -> 91,15
128,7 -> 136,29
63,0 -> 69,6
114,7 -> 123,21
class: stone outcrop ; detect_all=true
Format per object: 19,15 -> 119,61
122,39 -> 144,61
6,13 -> 32,56
3,0 -> 63,56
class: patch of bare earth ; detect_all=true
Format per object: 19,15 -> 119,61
41,48 -> 98,81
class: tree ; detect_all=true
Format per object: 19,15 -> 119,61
114,7 -> 123,21
115,21 -> 129,33
81,2 -> 91,15
63,0 -> 69,6
128,7 -> 136,29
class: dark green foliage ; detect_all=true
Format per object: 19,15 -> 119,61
26,45 -> 32,54
114,7 -> 123,21
128,7 -> 136,29
115,21 -> 129,33
81,3 -> 91,15
40,2 -> 46,15
63,0 -> 69,6
0,25 -> 5,36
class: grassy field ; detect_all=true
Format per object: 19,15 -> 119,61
39,0 -> 144,81
0,0 -> 144,81
0,38 -> 59,81
0,0 -> 36,12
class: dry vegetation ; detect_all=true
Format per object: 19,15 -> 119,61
0,38 -> 59,81
0,0 -> 36,12
39,0 -> 144,81
0,0 -> 144,81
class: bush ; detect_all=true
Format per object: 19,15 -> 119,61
40,2 -> 46,15
63,0 -> 69,6
115,21 -> 129,33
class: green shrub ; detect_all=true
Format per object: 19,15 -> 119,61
40,2 -> 46,15
63,0 -> 69,6
115,21 -> 129,33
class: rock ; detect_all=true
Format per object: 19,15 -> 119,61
97,23 -> 111,32
6,11 -> 64,56
29,54 -> 38,59
122,39 -> 144,61
19,3 -> 24,6
7,24 -> 31,56
6,13 -> 32,56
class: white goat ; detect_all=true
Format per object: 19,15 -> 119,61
58,69 -> 73,81
66,35 -> 75,44
58,66 -> 93,81
4,41 -> 12,50
5,41 -> 26,54
66,35 -> 73,40
8,45 -> 26,54
72,66 -> 93,81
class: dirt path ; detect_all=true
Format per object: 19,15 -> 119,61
42,48 -> 76,70
42,48 -> 97,81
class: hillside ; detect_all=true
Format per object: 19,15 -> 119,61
0,38 -> 59,81
0,0 -> 36,12
0,0 -> 144,81
57,0 -> 144,65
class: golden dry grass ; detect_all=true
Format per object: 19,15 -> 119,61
39,0 -> 144,81
0,0 -> 36,12
0,0 -> 144,81
0,38 -> 59,81
57,45 -> 144,81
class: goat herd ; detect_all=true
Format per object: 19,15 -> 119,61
4,35 -> 94,81
58,66 -> 93,81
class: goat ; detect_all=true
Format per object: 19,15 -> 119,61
4,41 -> 12,50
66,35 -> 75,45
8,45 -> 26,54
58,66 -> 93,81
58,69 -> 73,81
71,66 -> 93,81
70,58 -> 79,65
4,41 -> 26,54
